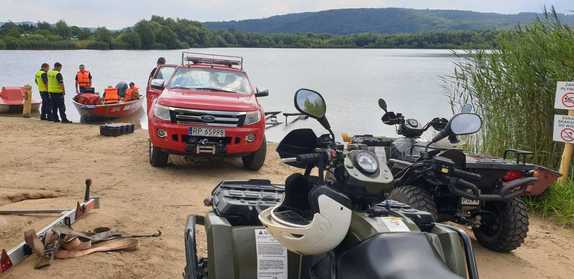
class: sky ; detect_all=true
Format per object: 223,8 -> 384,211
1,0 -> 573,29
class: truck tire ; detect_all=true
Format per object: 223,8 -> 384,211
473,197 -> 529,253
149,141 -> 169,168
388,185 -> 438,218
242,138 -> 266,171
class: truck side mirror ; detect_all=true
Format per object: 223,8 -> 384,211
150,79 -> 165,90
255,88 -> 269,97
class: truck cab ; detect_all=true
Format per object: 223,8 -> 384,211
146,52 -> 269,170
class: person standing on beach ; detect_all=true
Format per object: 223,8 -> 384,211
34,63 -> 51,120
149,57 -> 166,80
75,64 -> 93,93
47,62 -> 71,123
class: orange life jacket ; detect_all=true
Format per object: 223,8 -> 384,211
103,87 -> 119,103
124,86 -> 139,101
76,70 -> 92,88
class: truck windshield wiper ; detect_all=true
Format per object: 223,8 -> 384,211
194,87 -> 236,93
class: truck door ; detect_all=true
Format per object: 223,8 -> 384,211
146,65 -> 177,111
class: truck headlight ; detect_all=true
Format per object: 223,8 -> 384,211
153,103 -> 171,121
244,111 -> 261,126
354,151 -> 379,175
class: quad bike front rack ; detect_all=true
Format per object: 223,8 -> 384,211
0,179 -> 100,273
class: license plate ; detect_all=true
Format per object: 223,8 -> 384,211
461,197 -> 480,206
189,127 -> 225,138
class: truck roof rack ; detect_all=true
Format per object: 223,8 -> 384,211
182,52 -> 243,70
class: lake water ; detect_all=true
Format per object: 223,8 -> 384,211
0,48 -> 462,142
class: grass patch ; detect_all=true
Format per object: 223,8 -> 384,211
526,182 -> 574,226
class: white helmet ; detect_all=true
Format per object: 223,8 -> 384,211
258,174 -> 352,255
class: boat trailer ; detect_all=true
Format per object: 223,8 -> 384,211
0,179 -> 100,273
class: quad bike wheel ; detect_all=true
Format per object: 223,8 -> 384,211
472,197 -> 529,253
149,141 -> 169,168
242,137 -> 267,171
388,185 -> 438,218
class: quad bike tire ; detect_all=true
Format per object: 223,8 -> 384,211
242,138 -> 267,171
388,185 -> 438,218
149,141 -> 169,168
472,197 -> 529,253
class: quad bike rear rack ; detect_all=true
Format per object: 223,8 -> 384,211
390,158 -> 539,201
0,179 -> 100,273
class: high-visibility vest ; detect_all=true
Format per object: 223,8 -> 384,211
47,70 -> 64,94
124,86 -> 139,101
103,87 -> 119,103
76,70 -> 92,88
35,70 -> 48,92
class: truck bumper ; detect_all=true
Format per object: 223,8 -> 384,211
149,119 -> 265,156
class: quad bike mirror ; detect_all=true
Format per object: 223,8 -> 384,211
378,98 -> 388,112
428,113 -> 482,148
450,113 -> 482,135
295,89 -> 327,119
294,88 -> 334,139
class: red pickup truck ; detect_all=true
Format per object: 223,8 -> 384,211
146,52 -> 269,170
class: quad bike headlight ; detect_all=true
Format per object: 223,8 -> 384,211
354,151 -> 379,175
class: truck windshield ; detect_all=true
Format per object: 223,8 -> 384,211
167,68 -> 253,94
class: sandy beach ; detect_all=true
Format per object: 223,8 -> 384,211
1,116 -> 573,279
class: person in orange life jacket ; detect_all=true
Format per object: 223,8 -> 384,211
103,86 -> 120,103
34,63 -> 51,120
75,64 -> 93,93
124,82 -> 140,101
47,62 -> 71,123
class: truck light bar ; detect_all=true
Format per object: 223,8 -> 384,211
182,52 -> 243,70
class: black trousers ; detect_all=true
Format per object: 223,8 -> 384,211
49,93 -> 68,121
40,92 -> 51,119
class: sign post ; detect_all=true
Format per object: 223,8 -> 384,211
554,82 -> 574,183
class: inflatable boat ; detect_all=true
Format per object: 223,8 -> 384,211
72,93 -> 143,120
0,87 -> 41,113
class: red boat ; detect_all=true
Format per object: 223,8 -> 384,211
72,94 -> 143,120
0,86 -> 41,113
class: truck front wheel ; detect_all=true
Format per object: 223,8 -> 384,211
149,141 -> 169,167
242,138 -> 266,171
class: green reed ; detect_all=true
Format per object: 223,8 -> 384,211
446,9 -> 574,170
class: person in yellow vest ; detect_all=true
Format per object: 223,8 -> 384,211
34,63 -> 51,120
47,62 -> 71,123
75,64 -> 93,93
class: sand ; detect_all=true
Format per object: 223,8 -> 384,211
0,116 -> 573,278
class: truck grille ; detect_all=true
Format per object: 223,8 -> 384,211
170,108 -> 246,127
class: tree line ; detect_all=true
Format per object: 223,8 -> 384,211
0,16 -> 499,50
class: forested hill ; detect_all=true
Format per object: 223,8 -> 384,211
205,8 -> 574,35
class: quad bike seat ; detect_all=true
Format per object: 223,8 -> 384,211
337,232 -> 462,279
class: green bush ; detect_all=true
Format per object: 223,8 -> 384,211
447,10 -> 574,169
526,182 -> 574,226
0,39 -> 5,49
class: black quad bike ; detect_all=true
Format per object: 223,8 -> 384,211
350,99 -> 549,252
184,89 -> 480,279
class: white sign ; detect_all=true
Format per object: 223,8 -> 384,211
255,229 -> 288,279
553,115 -> 574,143
554,81 -> 574,110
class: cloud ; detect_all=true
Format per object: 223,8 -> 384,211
1,0 -> 573,29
